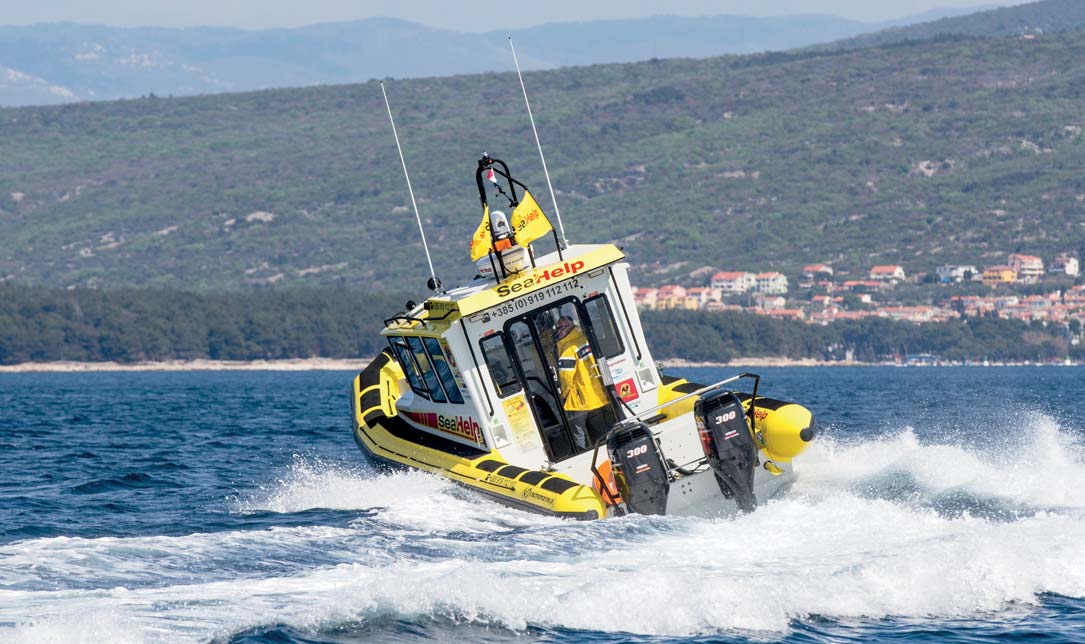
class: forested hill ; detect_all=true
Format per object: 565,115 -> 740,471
1,285 -> 1076,365
2,26 -> 1085,292
825,0 -> 1085,50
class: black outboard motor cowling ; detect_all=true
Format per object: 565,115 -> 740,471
607,420 -> 670,515
695,389 -> 759,512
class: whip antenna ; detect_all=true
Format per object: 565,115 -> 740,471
509,37 -> 569,250
380,80 -> 442,293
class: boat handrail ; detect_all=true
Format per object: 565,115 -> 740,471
384,308 -> 457,329
384,314 -> 427,328
631,372 -> 760,424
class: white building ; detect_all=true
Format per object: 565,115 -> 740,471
633,287 -> 658,310
870,265 -> 906,282
936,265 -> 978,283
1049,254 -> 1080,277
801,264 -> 834,279
710,271 -> 756,294
755,272 -> 789,295
753,293 -> 787,309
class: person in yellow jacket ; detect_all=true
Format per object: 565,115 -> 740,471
554,315 -> 613,449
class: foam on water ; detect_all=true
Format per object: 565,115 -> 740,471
4,415 -> 1085,642
232,456 -> 453,514
797,412 -> 1085,513
232,457 -> 555,535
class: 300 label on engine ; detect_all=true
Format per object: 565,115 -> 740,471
715,410 -> 737,424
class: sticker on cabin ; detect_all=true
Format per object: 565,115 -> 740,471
427,300 -> 458,314
403,411 -> 483,444
608,357 -> 629,379
616,378 -> 639,403
488,276 -> 582,320
502,393 -> 538,446
439,338 -> 469,395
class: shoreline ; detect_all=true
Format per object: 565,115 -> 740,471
0,358 -> 369,373
662,357 -> 866,368
0,357 -> 856,373
1,357 -> 1074,372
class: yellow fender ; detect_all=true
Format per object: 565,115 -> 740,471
657,376 -> 815,464
744,398 -> 815,463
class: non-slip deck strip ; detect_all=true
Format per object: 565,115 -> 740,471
470,458 -> 580,495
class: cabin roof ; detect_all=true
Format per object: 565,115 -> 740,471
382,243 -> 625,336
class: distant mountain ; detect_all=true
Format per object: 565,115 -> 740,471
825,0 -> 1085,49
0,8 -> 991,106
0,64 -> 77,104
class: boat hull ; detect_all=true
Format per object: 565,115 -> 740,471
352,351 -> 816,520
352,350 -> 608,520
664,462 -> 795,516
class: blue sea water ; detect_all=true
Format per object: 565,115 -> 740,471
1,366 -> 1084,643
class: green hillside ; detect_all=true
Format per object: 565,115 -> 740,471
826,0 -> 1085,50
2,27 -> 1084,291
0,284 -> 405,363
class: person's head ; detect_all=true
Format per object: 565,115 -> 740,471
556,315 -> 575,339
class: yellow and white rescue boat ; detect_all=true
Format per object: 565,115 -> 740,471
350,155 -> 815,520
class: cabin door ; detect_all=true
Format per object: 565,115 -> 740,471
504,298 -> 619,462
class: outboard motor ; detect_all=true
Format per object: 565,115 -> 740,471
607,420 -> 670,515
695,389 -> 759,512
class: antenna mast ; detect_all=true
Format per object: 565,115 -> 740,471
379,81 -> 443,293
508,37 -> 569,251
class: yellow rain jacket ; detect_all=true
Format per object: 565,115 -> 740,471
556,328 -> 609,411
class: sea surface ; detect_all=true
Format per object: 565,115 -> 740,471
1,366 -> 1084,643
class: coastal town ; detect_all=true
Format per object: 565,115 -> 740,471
634,252 -> 1085,345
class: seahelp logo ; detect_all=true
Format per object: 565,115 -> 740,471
496,260 -> 585,297
405,411 -> 483,443
437,414 -> 481,440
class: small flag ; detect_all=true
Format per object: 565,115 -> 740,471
510,189 -> 553,248
469,205 -> 493,261
485,167 -> 498,185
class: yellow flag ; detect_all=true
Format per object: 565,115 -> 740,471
469,205 -> 492,261
510,190 -> 553,248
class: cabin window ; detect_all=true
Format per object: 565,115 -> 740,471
479,333 -> 521,398
423,337 -> 464,404
584,294 -> 624,359
388,337 -> 428,399
405,336 -> 447,403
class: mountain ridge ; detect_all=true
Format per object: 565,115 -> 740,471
822,0 -> 1085,49
0,7 -> 995,106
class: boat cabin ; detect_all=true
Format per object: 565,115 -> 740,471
381,242 -> 662,472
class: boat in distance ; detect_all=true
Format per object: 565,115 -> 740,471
350,154 -> 816,520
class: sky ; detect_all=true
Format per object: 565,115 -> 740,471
3,0 -> 1030,32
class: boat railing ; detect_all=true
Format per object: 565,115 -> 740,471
384,307 -> 457,328
628,372 -> 760,425
588,372 -> 762,510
